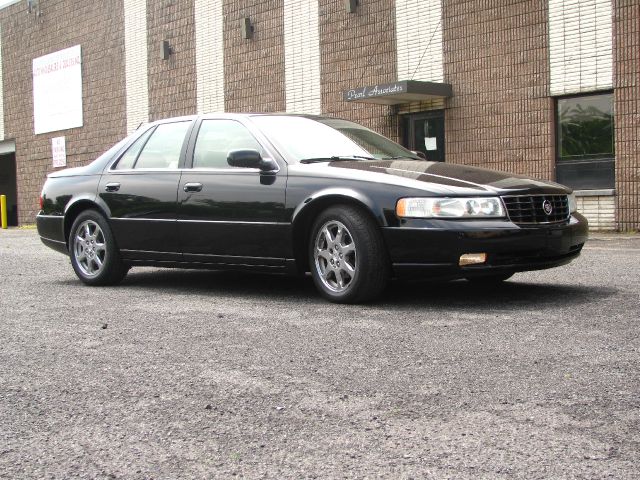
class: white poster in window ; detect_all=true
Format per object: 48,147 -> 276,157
33,45 -> 83,135
51,136 -> 66,168
424,137 -> 438,151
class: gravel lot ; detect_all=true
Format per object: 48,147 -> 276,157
0,228 -> 638,479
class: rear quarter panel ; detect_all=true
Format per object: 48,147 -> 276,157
38,175 -> 101,243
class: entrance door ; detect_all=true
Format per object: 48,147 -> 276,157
402,110 -> 445,162
0,152 -> 18,226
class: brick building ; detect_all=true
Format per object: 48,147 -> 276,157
0,0 -> 637,230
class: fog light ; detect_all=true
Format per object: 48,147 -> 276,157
459,253 -> 487,266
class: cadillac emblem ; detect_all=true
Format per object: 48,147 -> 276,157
542,199 -> 553,215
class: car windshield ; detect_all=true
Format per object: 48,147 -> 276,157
251,116 -> 420,163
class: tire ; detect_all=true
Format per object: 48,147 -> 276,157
465,272 -> 514,284
308,205 -> 389,303
68,210 -> 128,286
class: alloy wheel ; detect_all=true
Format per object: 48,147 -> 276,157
313,220 -> 357,293
73,220 -> 107,277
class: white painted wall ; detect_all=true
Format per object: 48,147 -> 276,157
283,0 -> 321,114
549,0 -> 613,95
195,0 -> 225,114
124,0 -> 149,134
396,0 -> 443,82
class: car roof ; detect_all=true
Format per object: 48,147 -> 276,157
146,113 -> 333,127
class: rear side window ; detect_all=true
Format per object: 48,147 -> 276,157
134,121 -> 191,169
193,120 -> 263,169
114,127 -> 155,170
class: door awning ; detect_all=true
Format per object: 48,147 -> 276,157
343,80 -> 452,105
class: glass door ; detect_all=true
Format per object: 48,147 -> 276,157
402,110 -> 445,162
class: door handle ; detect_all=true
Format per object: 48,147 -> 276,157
105,182 -> 120,192
183,182 -> 203,193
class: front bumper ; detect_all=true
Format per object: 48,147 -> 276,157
382,213 -> 588,280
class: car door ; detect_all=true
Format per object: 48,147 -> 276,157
177,118 -> 288,267
98,120 -> 193,261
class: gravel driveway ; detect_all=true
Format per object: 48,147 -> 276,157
1,229 -> 638,479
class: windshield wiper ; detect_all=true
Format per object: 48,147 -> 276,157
299,155 -> 376,164
381,155 -> 420,160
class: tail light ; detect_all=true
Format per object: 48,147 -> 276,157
39,194 -> 44,210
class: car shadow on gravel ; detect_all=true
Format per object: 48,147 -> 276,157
98,268 -> 616,309
382,279 -> 616,310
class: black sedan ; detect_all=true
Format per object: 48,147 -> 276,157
37,114 -> 588,303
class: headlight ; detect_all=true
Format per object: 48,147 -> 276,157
396,197 -> 506,219
568,192 -> 577,213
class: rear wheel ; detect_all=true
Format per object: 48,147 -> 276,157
69,210 -> 128,286
309,205 -> 389,303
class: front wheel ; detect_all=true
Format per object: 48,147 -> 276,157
309,205 -> 389,303
69,210 -> 128,286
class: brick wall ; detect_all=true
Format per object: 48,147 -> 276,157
319,0 -> 398,141
613,1 -> 640,231
223,0 -> 286,112
442,0 -> 554,181
147,0 -> 197,121
0,0 -> 127,225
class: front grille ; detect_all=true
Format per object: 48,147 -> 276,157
502,194 -> 570,224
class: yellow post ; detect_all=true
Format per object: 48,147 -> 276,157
1,195 -> 7,229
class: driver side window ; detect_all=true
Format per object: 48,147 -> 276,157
193,120 -> 264,169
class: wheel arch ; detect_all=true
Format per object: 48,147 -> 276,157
290,189 -> 385,275
63,197 -> 111,247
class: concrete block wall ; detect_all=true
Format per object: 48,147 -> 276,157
548,0 -> 613,95
396,0 -> 443,83
124,0 -> 149,134
283,0 -> 321,114
576,194 -> 616,231
195,0 -> 225,114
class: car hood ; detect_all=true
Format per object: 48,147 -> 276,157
295,159 -> 571,195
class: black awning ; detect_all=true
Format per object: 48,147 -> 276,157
343,80 -> 452,105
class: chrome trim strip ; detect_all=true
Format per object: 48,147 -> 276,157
120,249 -> 179,254
39,236 -> 66,245
121,249 -> 282,261
178,219 -> 289,225
110,217 -> 176,222
501,194 -> 570,198
36,214 -> 64,219
110,217 -> 289,225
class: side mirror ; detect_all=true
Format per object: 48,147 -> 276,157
227,149 -> 277,172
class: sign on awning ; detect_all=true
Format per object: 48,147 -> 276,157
343,80 -> 452,105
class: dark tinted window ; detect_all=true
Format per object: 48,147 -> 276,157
556,93 -> 614,189
134,121 -> 191,169
558,94 -> 613,161
193,120 -> 263,169
114,127 -> 155,170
